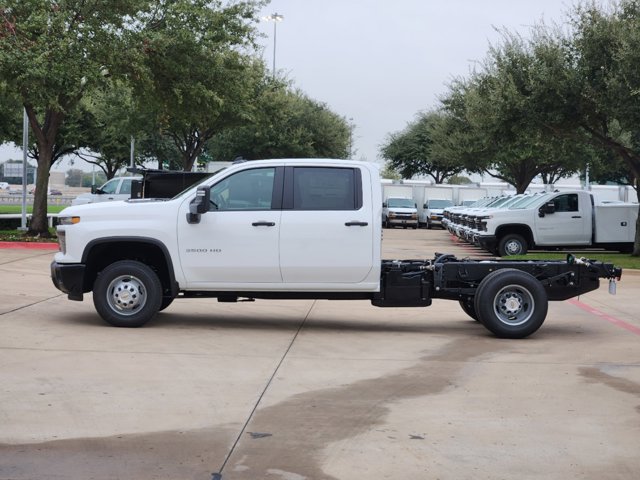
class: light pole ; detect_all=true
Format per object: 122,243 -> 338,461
262,12 -> 284,78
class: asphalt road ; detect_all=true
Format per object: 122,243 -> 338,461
0,229 -> 639,480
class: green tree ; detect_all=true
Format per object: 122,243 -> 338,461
380,111 -> 465,182
73,80 -> 149,179
65,168 -> 83,187
522,1 -> 640,254
0,1 -> 145,235
207,85 -> 351,161
135,0 -> 265,171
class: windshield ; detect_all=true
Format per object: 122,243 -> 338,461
511,193 -> 551,209
387,198 -> 415,208
428,199 -> 453,209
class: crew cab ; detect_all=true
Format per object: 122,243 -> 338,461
51,159 -> 621,339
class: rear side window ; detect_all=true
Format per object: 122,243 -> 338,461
120,179 -> 132,195
290,167 -> 362,211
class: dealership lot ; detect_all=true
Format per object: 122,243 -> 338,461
1,229 -> 639,480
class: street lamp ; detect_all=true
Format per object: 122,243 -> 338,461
262,12 -> 284,77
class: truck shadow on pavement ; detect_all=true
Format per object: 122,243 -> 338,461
61,309 -> 588,339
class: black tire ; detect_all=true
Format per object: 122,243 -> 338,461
383,217 -> 389,229
459,297 -> 479,322
498,233 -> 527,257
93,260 -> 162,327
426,220 -> 431,230
474,268 -> 548,339
159,296 -> 175,312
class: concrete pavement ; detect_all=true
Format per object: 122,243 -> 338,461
0,229 -> 639,480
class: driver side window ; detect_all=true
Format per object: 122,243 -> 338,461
209,168 -> 275,211
101,179 -> 119,194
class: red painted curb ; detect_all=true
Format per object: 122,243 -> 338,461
0,241 -> 59,250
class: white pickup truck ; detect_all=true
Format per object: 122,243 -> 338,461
71,176 -> 141,206
51,159 -> 622,339
469,190 -> 638,256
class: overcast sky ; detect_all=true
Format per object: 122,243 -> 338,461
2,0 -> 577,171
256,0 -> 574,165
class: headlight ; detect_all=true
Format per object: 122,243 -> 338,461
388,212 -> 396,218
57,216 -> 81,225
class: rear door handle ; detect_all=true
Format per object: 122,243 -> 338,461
252,221 -> 276,227
345,221 -> 368,227
571,216 -> 582,219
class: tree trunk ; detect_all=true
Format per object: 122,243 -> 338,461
25,107 -> 64,237
28,151 -> 53,236
633,177 -> 640,257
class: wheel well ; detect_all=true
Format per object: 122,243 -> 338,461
495,225 -> 533,247
82,240 -> 175,296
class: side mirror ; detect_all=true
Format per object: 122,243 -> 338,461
187,186 -> 210,224
539,201 -> 555,217
423,203 -> 428,209
414,203 -> 418,208
382,202 -> 387,208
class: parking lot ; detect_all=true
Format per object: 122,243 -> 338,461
1,228 -> 639,480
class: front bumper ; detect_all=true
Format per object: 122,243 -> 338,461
51,261 -> 86,301
476,235 -> 498,253
388,217 -> 418,227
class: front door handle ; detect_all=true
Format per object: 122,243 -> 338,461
345,221 -> 368,227
571,215 -> 582,219
252,221 -> 276,227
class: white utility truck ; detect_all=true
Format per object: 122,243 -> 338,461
51,160 -> 622,339
470,191 -> 638,256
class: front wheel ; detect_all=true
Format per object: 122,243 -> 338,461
498,233 -> 527,256
93,260 -> 162,327
474,269 -> 548,338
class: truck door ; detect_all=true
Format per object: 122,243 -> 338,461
534,193 -> 591,245
177,167 -> 283,286
279,166 -> 374,283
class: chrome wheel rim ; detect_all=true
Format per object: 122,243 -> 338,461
106,275 -> 147,316
493,284 -> 534,326
505,239 -> 523,255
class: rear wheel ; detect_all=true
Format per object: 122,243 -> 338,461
474,269 -> 548,338
459,297 -> 479,321
93,260 -> 162,327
